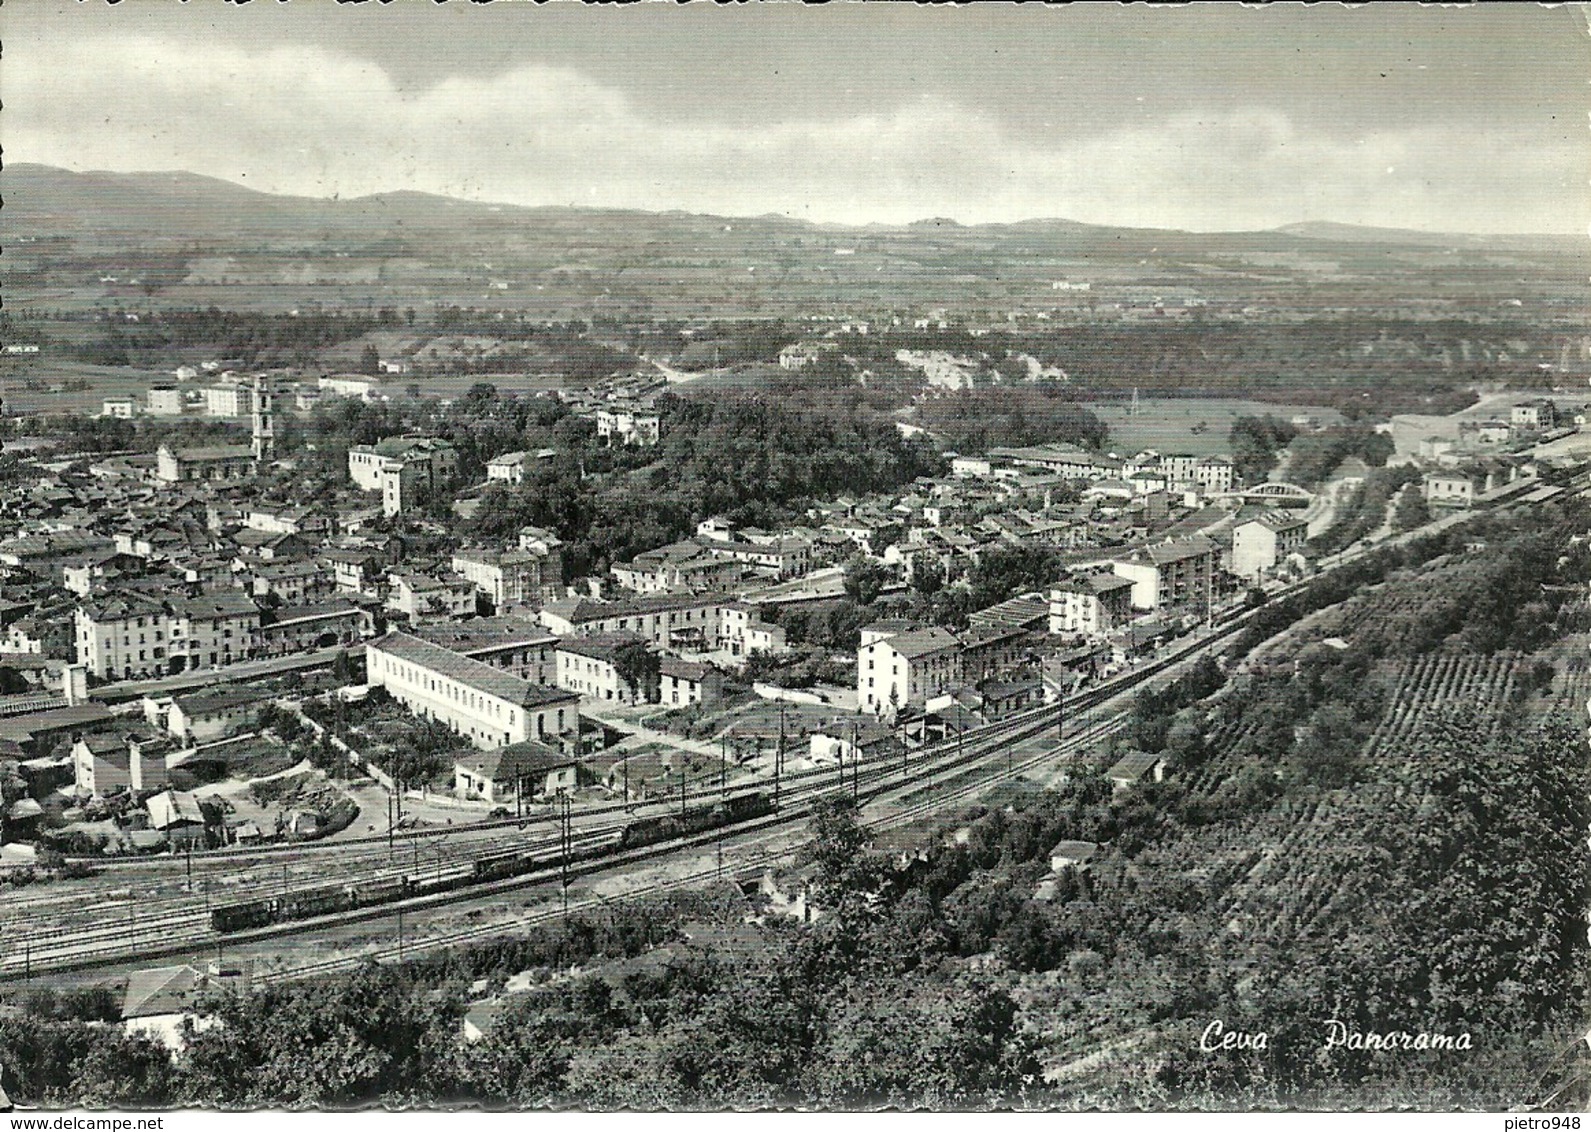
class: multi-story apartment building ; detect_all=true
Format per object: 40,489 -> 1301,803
1230,511 -> 1309,581
1194,456 -> 1236,494
166,591 -> 261,674
1049,571 -> 1136,635
147,386 -> 185,416
75,594 -> 172,680
539,593 -> 791,659
555,635 -> 652,706
451,545 -> 563,611
347,437 -> 459,516
1108,535 -> 1216,612
385,572 -> 477,625
202,385 -> 252,418
858,622 -> 962,716
412,618 -> 559,686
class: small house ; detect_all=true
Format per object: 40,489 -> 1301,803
1048,839 -> 1100,872
454,739 -> 578,805
1106,750 -> 1167,791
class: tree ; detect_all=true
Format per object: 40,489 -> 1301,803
843,559 -> 892,605
1228,415 -> 1298,484
1392,484 -> 1431,531
801,797 -> 872,910
358,343 -> 381,376
611,641 -> 661,704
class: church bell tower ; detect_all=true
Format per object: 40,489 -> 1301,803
251,374 -> 275,462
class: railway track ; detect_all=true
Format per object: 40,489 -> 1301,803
251,706 -> 1132,984
16,487 -> 1557,984
0,614 -> 1187,982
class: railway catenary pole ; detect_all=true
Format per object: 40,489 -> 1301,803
560,792 -> 571,916
851,721 -> 859,802
774,702 -> 784,809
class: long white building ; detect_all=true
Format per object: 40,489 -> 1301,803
365,630 -> 579,751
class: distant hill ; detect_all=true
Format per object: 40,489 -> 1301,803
8,162 -> 1564,250
1,163 -> 823,245
1273,220 -> 1565,255
4,163 -> 1581,315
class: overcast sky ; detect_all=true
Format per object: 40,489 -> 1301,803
6,2 -> 1587,234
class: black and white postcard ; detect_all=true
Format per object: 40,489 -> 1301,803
0,0 -> 1587,1118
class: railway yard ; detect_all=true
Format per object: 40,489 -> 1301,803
3,465 -> 1586,998
7,461 -> 1589,992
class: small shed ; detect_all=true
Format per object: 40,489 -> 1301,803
1048,839 -> 1100,872
3,797 -> 44,844
1106,750 -> 1167,791
146,789 -> 207,849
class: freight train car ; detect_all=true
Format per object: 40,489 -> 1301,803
619,790 -> 774,850
210,816 -> 698,935
210,899 -> 275,933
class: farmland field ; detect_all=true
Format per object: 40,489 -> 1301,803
1088,396 -> 1346,457
0,357 -> 172,415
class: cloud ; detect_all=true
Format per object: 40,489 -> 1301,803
6,34 -> 1583,233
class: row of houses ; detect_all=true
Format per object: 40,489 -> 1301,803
73,591 -> 364,680
953,445 -> 1238,495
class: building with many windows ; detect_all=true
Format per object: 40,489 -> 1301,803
1194,456 -> 1236,494
412,617 -> 559,686
555,635 -> 652,706
451,544 -> 563,611
202,385 -> 252,418
538,592 -> 792,660
1108,536 -> 1216,612
75,594 -> 171,680
347,437 -> 459,516
165,591 -> 262,674
366,630 -> 580,751
1230,511 -> 1309,581
1050,571 -> 1136,635
858,622 -> 962,716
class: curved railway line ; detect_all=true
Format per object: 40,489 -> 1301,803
0,600 -> 1238,982
6,466 -> 1586,984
